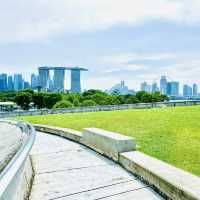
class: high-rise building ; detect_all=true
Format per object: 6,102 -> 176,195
7,76 -> 14,91
31,74 -> 38,90
183,85 -> 193,97
53,69 -> 65,92
152,83 -> 159,93
140,82 -> 151,93
24,81 -> 30,89
0,74 -> 8,91
38,68 -> 50,90
141,82 -> 147,91
14,74 -> 23,91
167,82 -> 179,96
193,84 -> 198,96
160,76 -> 167,95
71,69 -> 81,93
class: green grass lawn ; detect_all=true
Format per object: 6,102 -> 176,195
18,106 -> 200,177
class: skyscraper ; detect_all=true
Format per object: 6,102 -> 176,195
38,68 -> 50,90
193,84 -> 198,96
0,74 -> 7,91
14,74 -> 23,91
53,69 -> 65,92
71,69 -> 81,93
152,83 -> 159,93
24,81 -> 30,89
167,82 -> 179,96
141,82 -> 147,91
7,76 -> 14,91
160,76 -> 167,95
31,74 -> 38,90
183,85 -> 193,97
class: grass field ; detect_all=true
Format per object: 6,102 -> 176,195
18,106 -> 200,177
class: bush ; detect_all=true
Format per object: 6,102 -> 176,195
14,92 -> 32,110
53,100 -> 73,109
44,93 -> 62,109
32,93 -> 45,109
81,100 -> 98,107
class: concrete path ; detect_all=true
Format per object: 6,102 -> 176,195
29,132 -> 164,200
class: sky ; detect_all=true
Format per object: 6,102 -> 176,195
0,0 -> 200,91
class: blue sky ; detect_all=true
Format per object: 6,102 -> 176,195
0,0 -> 200,90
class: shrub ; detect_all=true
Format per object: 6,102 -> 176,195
53,100 -> 73,109
81,100 -> 98,107
14,92 -> 32,110
44,93 -> 62,109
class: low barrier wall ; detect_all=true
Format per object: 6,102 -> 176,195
1,100 -> 200,118
34,124 -> 200,200
0,121 -> 35,200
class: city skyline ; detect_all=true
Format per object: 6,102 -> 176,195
0,1 -> 200,90
0,70 -> 199,97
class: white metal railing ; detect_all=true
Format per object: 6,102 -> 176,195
0,121 -> 36,198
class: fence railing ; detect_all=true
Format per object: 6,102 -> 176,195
0,120 -> 36,199
0,100 -> 200,118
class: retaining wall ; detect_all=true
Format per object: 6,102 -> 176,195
1,100 -> 200,118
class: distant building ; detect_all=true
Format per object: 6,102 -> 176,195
141,82 -> 147,91
107,81 -> 135,95
167,82 -> 179,96
31,74 -> 38,90
70,69 -> 81,93
160,76 -> 167,95
140,82 -> 151,93
7,76 -> 14,91
53,69 -> 65,92
183,84 -> 193,97
38,68 -> 50,91
24,81 -> 31,89
14,74 -> 23,91
193,84 -> 198,96
152,83 -> 159,93
0,74 -> 8,91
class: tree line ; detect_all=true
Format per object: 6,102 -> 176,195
0,89 -> 169,110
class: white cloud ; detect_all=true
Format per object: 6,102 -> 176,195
0,0 -> 200,43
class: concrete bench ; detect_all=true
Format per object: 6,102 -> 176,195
120,151 -> 200,200
81,128 -> 136,161
34,124 -> 82,143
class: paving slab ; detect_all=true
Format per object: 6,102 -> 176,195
29,132 -> 163,200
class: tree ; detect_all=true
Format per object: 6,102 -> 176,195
81,100 -> 98,107
44,93 -> 62,109
82,89 -> 106,97
53,100 -> 73,109
14,92 -> 32,110
136,91 -> 147,102
32,93 -> 45,109
125,96 -> 139,104
141,93 -> 152,103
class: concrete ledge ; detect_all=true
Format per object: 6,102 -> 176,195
34,124 -> 82,143
120,151 -> 200,200
81,128 -> 136,161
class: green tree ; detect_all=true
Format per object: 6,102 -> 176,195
32,93 -> 45,109
44,93 -> 62,109
53,100 -> 73,109
141,93 -> 152,103
14,92 -> 32,110
81,100 -> 98,107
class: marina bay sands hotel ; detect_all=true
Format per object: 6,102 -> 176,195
38,66 -> 88,93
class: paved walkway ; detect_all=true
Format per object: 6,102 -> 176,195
30,132 -> 163,200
